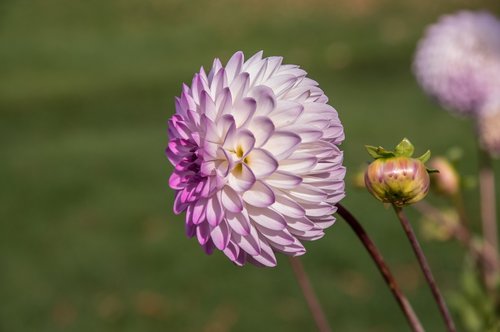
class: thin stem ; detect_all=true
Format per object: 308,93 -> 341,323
478,144 -> 499,290
336,204 -> 424,332
288,256 -> 332,332
393,205 -> 456,332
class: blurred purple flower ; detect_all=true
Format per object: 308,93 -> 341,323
166,51 -> 345,267
413,11 -> 500,116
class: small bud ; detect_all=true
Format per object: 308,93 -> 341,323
364,138 -> 432,207
478,100 -> 500,158
352,166 -> 367,189
419,209 -> 459,242
429,157 -> 460,196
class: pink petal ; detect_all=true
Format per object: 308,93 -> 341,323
196,222 -> 211,245
210,220 -> 230,250
223,241 -> 241,263
206,195 -> 224,226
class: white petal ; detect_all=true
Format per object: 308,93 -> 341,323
265,74 -> 298,96
225,51 -> 244,82
246,148 -> 278,178
264,171 -> 303,189
228,162 -> 256,192
269,101 -> 304,128
206,195 -> 224,226
232,225 -> 261,256
286,216 -> 316,231
246,116 -> 275,147
264,56 -> 283,80
247,234 -> 277,267
278,154 -> 318,173
226,209 -> 251,235
271,194 -> 306,218
286,125 -> 323,143
215,87 -> 232,117
232,97 -> 256,127
249,85 -> 276,116
221,186 -> 243,213
200,91 -> 217,120
247,205 -> 285,230
286,185 -> 327,203
229,72 -> 250,103
256,226 -> 295,246
210,220 -> 230,250
243,181 -> 275,207
262,131 -> 301,160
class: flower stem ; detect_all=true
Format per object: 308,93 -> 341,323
288,256 -> 332,332
336,204 -> 424,332
393,205 -> 456,332
478,144 -> 499,290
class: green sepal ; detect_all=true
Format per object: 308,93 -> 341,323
427,168 -> 440,174
394,138 -> 415,157
365,145 -> 395,159
417,150 -> 431,163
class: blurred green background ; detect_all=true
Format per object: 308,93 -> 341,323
1,0 -> 500,331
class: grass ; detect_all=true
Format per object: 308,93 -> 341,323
1,0 -> 500,331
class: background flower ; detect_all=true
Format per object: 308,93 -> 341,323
167,51 -> 345,266
413,10 -> 500,116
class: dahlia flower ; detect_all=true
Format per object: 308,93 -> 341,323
166,51 -> 345,267
413,11 -> 500,116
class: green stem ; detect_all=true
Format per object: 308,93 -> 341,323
393,205 -> 456,332
478,144 -> 499,290
337,204 -> 424,332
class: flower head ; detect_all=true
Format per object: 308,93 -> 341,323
413,11 -> 500,116
364,138 -> 432,207
166,51 -> 345,267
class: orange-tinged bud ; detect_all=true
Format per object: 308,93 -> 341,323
365,157 -> 430,207
364,138 -> 434,207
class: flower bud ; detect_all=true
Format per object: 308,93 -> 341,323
364,138 -> 433,207
478,100 -> 500,158
429,157 -> 460,196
